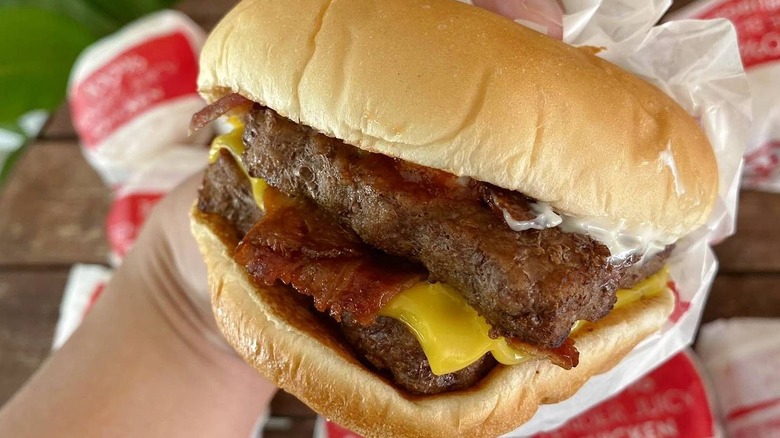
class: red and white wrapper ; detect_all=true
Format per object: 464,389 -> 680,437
317,350 -> 721,438
669,0 -> 780,192
697,318 -> 780,438
52,264 -> 113,350
535,351 -> 721,438
68,10 -> 211,187
107,146 -> 207,265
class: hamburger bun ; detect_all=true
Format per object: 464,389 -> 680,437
197,0 -> 718,237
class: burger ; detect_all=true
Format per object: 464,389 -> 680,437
189,0 -> 718,436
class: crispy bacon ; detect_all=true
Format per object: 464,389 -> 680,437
235,187 -> 424,325
231,179 -> 582,369
479,184 -> 537,222
190,93 -> 252,132
235,186 -> 581,369
509,337 -> 580,370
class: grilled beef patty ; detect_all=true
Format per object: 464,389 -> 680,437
340,315 -> 497,395
243,107 -> 623,348
198,148 -> 262,237
198,150 -> 495,394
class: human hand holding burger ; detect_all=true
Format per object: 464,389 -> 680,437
0,173 -> 279,438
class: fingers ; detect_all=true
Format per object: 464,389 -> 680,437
145,171 -> 211,315
161,172 -> 210,303
472,0 -> 564,40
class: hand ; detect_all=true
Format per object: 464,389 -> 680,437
0,172 -> 277,438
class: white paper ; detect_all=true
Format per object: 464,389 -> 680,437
52,264 -> 114,350
697,318 -> 780,437
68,10 -> 211,187
457,0 -> 750,435
667,0 -> 780,193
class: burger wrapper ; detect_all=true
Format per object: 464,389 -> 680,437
454,0 -> 751,434
106,146 -> 207,265
667,0 -> 780,193
697,318 -> 780,437
52,264 -> 113,351
67,10 -> 211,187
533,350 -> 723,438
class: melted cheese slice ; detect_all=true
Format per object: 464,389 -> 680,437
379,268 -> 669,376
378,282 -> 528,375
208,119 -> 267,209
212,123 -> 670,376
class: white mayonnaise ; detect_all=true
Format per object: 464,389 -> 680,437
502,200 -> 679,261
558,215 -> 679,261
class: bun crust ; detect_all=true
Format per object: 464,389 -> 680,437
198,0 -> 718,236
192,208 -> 675,437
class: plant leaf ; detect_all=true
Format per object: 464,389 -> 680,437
0,0 -> 120,37
81,0 -> 178,25
0,8 -> 94,124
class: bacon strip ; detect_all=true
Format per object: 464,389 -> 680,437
190,93 -> 252,132
479,184 -> 536,222
235,187 -> 424,325
509,337 -> 580,369
234,181 -> 581,369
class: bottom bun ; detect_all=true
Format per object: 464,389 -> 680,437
191,208 -> 675,438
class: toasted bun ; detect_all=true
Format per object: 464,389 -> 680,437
192,208 -> 675,437
198,0 -> 717,237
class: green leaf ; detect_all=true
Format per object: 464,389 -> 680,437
0,8 -> 94,124
82,0 -> 178,25
0,0 -> 120,37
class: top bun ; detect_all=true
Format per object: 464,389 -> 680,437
198,0 -> 718,237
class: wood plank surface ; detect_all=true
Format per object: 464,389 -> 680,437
0,141 -> 111,266
39,105 -> 76,141
714,190 -> 780,274
175,0 -> 238,24
704,275 -> 780,323
0,269 -> 68,405
264,418 -> 318,438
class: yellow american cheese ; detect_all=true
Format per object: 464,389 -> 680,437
378,282 -> 528,375
379,268 -> 669,376
208,120 -> 267,208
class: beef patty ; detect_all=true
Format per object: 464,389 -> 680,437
241,106 -> 664,348
199,150 -> 494,394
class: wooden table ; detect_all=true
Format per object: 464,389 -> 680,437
1,1 -> 778,437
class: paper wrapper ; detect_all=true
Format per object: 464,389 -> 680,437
52,264 -> 113,350
697,318 -> 780,437
67,10 -> 211,187
106,146 -> 207,265
452,0 -> 751,434
534,350 -> 723,438
668,0 -> 780,192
